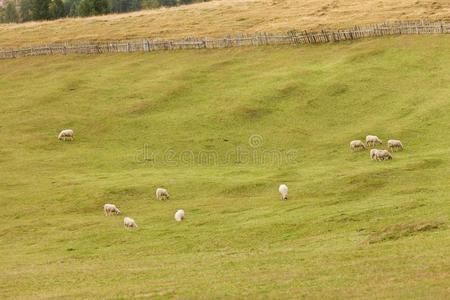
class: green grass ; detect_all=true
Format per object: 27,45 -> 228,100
0,35 -> 449,299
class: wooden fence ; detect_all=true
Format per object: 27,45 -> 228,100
0,20 -> 448,59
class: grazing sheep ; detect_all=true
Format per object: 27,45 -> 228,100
58,129 -> 74,141
388,139 -> 404,151
366,135 -> 382,147
279,184 -> 288,200
156,188 -> 169,200
350,140 -> 366,151
376,150 -> 393,161
103,204 -> 121,216
124,217 -> 138,229
370,149 -> 380,160
174,209 -> 185,222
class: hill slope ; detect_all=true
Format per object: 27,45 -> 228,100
0,36 -> 449,298
0,0 -> 450,48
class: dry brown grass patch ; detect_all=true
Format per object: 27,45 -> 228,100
0,0 -> 449,48
366,221 -> 443,244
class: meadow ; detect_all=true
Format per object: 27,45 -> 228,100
0,0 -> 449,48
0,35 -> 449,298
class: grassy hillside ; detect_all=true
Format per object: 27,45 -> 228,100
0,0 -> 450,48
0,35 -> 449,298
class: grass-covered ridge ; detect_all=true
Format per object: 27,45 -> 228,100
0,0 -> 449,48
0,35 -> 449,298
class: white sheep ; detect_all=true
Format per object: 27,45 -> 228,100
350,140 -> 366,151
156,188 -> 169,200
376,149 -> 393,161
388,139 -> 403,151
366,135 -> 382,147
124,217 -> 138,229
58,129 -> 74,141
174,209 -> 185,222
279,184 -> 288,200
103,204 -> 121,216
370,149 -> 381,160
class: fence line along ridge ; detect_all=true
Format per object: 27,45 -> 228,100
0,20 -> 449,59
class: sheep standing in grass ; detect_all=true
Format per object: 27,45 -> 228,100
279,184 -> 288,200
174,209 -> 185,222
366,135 -> 382,147
370,149 -> 381,160
58,129 -> 74,141
388,139 -> 403,151
124,217 -> 138,229
350,140 -> 366,151
156,188 -> 169,200
376,150 -> 393,161
103,204 -> 121,216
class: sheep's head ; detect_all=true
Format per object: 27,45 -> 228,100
116,209 -> 122,215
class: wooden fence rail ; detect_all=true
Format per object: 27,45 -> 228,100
0,20 -> 449,59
